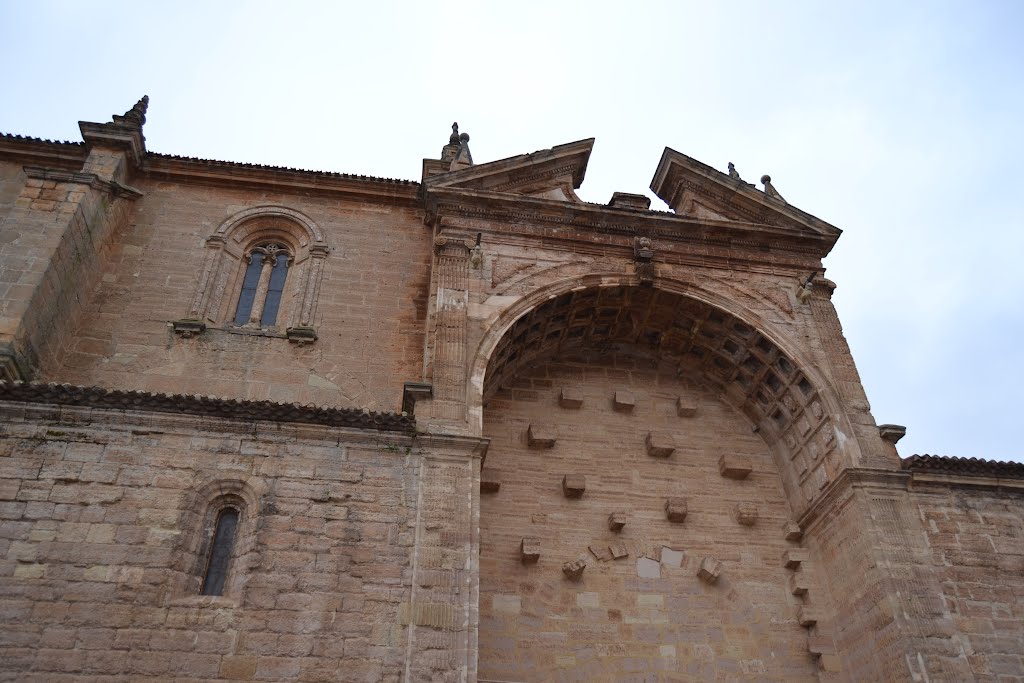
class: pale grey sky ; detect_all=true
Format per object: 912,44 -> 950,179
2,0 -> 1022,461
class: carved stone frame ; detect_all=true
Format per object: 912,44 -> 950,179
173,205 -> 328,343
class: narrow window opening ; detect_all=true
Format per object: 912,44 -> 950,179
233,253 -> 264,325
201,507 -> 239,596
261,253 -> 290,326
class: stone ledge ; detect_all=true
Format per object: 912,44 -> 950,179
0,381 -> 415,433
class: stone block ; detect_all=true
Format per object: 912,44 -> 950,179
784,521 -> 803,542
527,423 -> 556,448
562,557 -> 587,581
645,431 -> 675,458
613,390 -> 635,412
798,606 -> 819,627
808,634 -> 836,656
676,396 -> 698,417
783,548 -> 809,570
665,497 -> 688,523
736,502 -> 758,526
637,556 -> 661,578
558,387 -> 584,409
607,512 -> 626,531
789,572 -> 810,596
589,544 -> 612,561
610,543 -> 629,559
719,453 -> 753,479
480,468 -> 501,494
661,547 -> 684,568
520,538 -> 540,564
697,556 -> 722,584
562,474 -> 586,498
818,654 -> 843,672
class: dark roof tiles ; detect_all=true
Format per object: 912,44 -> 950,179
902,454 -> 1024,479
0,381 -> 415,434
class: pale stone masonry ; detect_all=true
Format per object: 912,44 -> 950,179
0,99 -> 1021,681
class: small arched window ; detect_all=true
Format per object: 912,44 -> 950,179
200,506 -> 240,596
232,243 -> 291,327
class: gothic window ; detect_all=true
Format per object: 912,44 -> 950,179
200,506 -> 240,596
175,205 -> 328,343
232,243 -> 292,327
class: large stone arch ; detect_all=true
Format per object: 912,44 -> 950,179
467,272 -> 863,516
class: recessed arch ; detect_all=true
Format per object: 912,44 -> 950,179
467,273 -> 861,514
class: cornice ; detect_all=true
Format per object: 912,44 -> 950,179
142,153 -> 421,204
0,381 -> 415,434
797,467 -> 911,532
23,166 -> 143,200
0,133 -> 86,170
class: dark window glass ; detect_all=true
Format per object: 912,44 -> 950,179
201,508 -> 239,596
233,253 -> 265,325
260,255 -> 290,326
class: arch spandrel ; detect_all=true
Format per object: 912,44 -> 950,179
467,274 -> 864,517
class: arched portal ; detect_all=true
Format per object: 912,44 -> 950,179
474,281 -> 846,681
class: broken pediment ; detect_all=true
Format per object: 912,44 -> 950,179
650,147 -> 841,242
423,138 -> 594,203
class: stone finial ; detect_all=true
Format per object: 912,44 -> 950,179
449,127 -> 473,171
562,474 -> 586,498
760,174 -> 786,203
112,95 -> 149,128
607,512 -> 626,532
719,453 -> 753,480
783,548 -> 809,570
728,162 -> 742,180
784,522 -> 804,542
736,502 -> 758,526
450,122 -> 461,145
665,497 -> 688,523
697,556 -> 722,584
480,468 -> 501,494
559,387 -> 584,409
645,432 -> 675,458
527,423 -> 556,448
878,424 -> 907,445
562,557 -> 587,581
520,538 -> 540,564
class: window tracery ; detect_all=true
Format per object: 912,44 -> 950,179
173,205 -> 328,343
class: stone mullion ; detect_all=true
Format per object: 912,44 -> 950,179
246,257 -> 274,326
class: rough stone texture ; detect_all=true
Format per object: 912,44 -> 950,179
644,431 -> 675,458
697,557 -> 723,584
561,474 -> 586,498
736,502 -> 759,526
519,538 -> 540,564
526,423 -> 556,448
607,512 -> 626,531
2,110 -> 1023,682
665,497 -> 688,523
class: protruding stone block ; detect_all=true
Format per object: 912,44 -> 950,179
736,502 -> 758,526
676,396 -> 697,417
562,557 -> 587,581
609,542 -> 629,559
719,453 -> 753,479
589,544 -> 612,561
784,521 -> 803,542
520,538 -> 540,564
789,572 -> 810,596
607,512 -> 626,531
480,468 -> 501,494
697,556 -> 722,584
808,634 -> 836,656
562,474 -> 586,498
559,387 -> 584,409
527,423 -> 557,448
613,390 -> 635,412
798,606 -> 819,627
665,497 -> 688,523
645,432 -> 675,458
878,424 -> 906,445
818,654 -> 843,673
783,548 -> 809,570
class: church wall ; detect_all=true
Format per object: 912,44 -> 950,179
48,181 -> 431,412
0,160 -> 25,225
910,485 -> 1024,681
478,351 -> 826,682
0,400 -> 434,682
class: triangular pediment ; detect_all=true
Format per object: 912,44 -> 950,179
650,147 -> 841,241
424,138 -> 594,202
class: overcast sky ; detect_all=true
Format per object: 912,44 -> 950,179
2,1 -> 1022,462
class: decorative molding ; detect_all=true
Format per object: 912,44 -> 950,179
22,166 -> 143,200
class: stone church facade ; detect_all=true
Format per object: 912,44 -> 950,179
0,97 -> 1020,682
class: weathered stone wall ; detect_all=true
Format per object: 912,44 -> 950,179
49,180 -> 431,412
911,484 -> 1024,681
478,350 -> 824,681
0,400 -> 482,682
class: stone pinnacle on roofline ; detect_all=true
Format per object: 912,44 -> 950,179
112,95 -> 149,128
